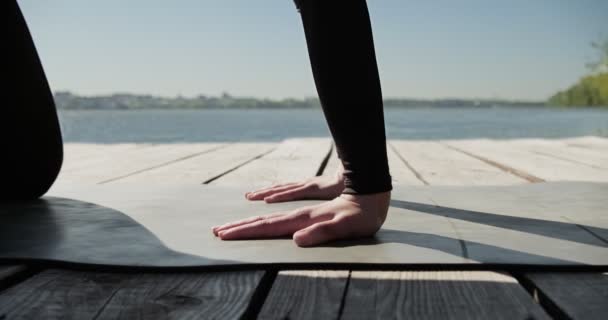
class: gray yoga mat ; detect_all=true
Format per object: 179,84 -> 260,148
1,182 -> 607,268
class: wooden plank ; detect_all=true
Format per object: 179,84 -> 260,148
258,270 -> 349,320
0,269 -> 131,319
55,143 -> 226,185
444,139 -> 608,182
109,142 -> 276,185
62,143 -> 219,175
507,139 -> 608,170
523,272 -> 608,320
61,143 -> 153,173
563,136 -> 608,151
0,269 -> 264,319
387,142 -> 427,186
213,138 -> 332,188
341,271 -> 550,320
94,271 -> 264,320
391,140 -> 524,185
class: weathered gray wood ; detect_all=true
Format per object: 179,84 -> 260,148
524,272 -> 608,320
258,270 -> 349,320
444,139 -> 608,182
110,142 -> 276,185
0,269 -> 264,320
95,271 -> 265,320
341,271 -> 549,320
63,143 -> 143,164
386,142 -> 427,185
0,269 -> 131,319
563,136 -> 608,151
213,138 -> 332,188
61,143 -> 155,173
510,139 -> 608,170
391,140 -> 525,185
55,143 -> 225,186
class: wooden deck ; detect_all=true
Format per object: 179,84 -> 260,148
1,137 -> 607,319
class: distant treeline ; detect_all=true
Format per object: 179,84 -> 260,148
53,91 -> 544,110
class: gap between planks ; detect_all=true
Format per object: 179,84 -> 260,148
257,270 -> 552,320
98,144 -> 230,184
517,272 -> 608,320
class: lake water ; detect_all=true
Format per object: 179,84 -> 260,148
57,107 -> 608,143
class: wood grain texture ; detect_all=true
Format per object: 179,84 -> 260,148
391,141 -> 524,185
563,136 -> 608,151
213,138 -> 332,188
0,269 -> 131,319
60,143 -> 161,174
111,142 -> 276,185
55,143 -> 225,185
258,270 -> 349,320
341,271 -> 549,320
62,143 -> 143,168
0,269 -> 263,320
386,142 -> 427,185
95,271 -> 264,320
443,139 -> 608,182
506,139 -> 608,170
524,272 -> 608,320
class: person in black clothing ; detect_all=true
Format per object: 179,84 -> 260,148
214,0 -> 392,246
2,0 -> 63,202
5,0 -> 392,246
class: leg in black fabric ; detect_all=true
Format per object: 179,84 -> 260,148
1,1 -> 63,202
297,0 -> 392,195
245,0 -> 392,202
214,0 -> 391,247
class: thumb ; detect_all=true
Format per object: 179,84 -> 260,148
293,220 -> 345,247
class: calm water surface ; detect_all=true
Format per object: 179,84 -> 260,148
57,107 -> 608,143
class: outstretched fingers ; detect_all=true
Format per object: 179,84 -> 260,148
245,182 -> 300,200
216,209 -> 333,240
263,185 -> 315,203
212,212 -> 284,236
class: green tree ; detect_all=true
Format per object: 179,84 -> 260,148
549,37 -> 608,107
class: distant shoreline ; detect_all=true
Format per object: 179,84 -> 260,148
54,91 -> 554,110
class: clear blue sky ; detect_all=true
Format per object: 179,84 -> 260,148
18,0 -> 608,101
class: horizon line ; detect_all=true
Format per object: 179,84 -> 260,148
53,90 -> 546,103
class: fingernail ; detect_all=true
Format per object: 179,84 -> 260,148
293,237 -> 307,247
218,231 -> 227,239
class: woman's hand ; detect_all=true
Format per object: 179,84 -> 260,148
213,191 -> 390,247
244,163 -> 345,203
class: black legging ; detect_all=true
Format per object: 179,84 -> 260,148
295,0 -> 392,195
2,0 -> 391,201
